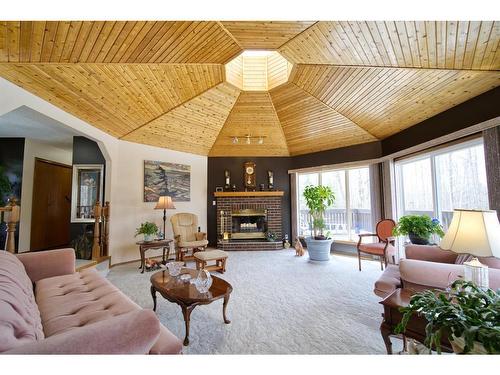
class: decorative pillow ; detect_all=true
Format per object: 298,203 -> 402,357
455,253 -> 474,264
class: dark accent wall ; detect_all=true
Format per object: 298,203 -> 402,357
292,141 -> 382,169
0,138 -> 25,250
207,157 -> 293,246
70,136 -> 106,255
381,87 -> 500,156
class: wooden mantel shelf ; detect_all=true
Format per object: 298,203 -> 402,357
214,191 -> 284,197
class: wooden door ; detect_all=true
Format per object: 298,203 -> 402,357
30,158 -> 72,251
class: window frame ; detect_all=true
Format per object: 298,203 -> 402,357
296,165 -> 372,243
394,137 -> 487,230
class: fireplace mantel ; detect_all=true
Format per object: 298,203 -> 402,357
213,191 -> 284,197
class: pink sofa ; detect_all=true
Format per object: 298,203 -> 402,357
0,249 -> 182,354
374,245 -> 500,298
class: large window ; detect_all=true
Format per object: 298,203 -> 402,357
297,166 -> 372,242
395,138 -> 489,232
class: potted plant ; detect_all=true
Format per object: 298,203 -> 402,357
395,279 -> 500,354
135,221 -> 158,242
303,185 -> 335,261
392,215 -> 444,245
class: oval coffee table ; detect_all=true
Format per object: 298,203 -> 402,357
150,268 -> 233,346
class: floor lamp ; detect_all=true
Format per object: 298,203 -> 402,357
155,196 -> 176,239
440,209 -> 500,288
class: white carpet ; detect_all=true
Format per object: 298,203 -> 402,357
107,250 -> 395,354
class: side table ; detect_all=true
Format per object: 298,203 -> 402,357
379,288 -> 453,354
136,239 -> 173,273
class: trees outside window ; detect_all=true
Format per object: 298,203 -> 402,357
298,167 -> 372,241
395,138 -> 489,234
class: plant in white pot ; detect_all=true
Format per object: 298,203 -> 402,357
303,185 -> 335,261
135,221 -> 158,242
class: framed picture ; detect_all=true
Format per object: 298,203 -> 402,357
144,160 -> 191,202
71,164 -> 104,223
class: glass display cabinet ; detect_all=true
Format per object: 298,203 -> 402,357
71,164 -> 104,223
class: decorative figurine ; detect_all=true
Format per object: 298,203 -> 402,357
283,234 -> 290,248
231,184 -> 237,192
224,170 -> 231,191
259,183 -> 265,191
267,170 -> 274,190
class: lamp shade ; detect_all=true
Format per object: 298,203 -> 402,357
154,195 -> 176,210
440,209 -> 500,258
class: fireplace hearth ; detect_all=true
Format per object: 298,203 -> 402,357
215,191 -> 284,251
231,208 -> 267,240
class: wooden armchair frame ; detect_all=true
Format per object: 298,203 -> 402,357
357,219 -> 396,271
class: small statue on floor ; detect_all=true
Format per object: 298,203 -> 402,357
294,238 -> 305,256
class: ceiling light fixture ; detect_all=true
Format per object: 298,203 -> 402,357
228,135 -> 267,145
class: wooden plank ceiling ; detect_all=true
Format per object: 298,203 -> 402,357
122,83 -> 240,155
209,92 -> 289,156
279,21 -> 500,70
0,21 -> 499,156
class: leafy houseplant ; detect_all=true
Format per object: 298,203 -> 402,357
303,185 -> 335,261
395,280 -> 500,354
266,231 -> 277,242
392,215 -> 444,245
0,166 -> 12,206
303,185 -> 335,240
135,222 -> 158,242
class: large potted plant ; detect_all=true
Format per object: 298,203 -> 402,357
303,185 -> 335,261
135,221 -> 158,242
395,280 -> 500,354
392,215 -> 444,245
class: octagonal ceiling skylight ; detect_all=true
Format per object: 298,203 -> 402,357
225,50 -> 293,91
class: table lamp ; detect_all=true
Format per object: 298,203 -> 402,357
440,209 -> 500,288
154,195 -> 176,239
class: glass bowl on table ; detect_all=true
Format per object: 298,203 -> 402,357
165,261 -> 184,277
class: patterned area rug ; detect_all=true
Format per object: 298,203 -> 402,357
107,250 -> 396,354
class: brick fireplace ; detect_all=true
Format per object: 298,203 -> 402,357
215,191 -> 284,251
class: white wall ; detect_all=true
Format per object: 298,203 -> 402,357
0,77 -> 208,265
19,139 -> 73,252
106,141 -> 207,265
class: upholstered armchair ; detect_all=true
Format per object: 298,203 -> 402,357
357,219 -> 396,271
170,213 -> 208,263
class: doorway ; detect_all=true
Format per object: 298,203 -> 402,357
30,158 -> 72,251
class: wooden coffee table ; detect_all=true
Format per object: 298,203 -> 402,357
150,268 -> 233,346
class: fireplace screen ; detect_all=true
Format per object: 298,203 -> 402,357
231,208 -> 267,239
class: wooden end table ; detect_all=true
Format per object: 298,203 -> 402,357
150,268 -> 233,346
380,288 -> 453,354
136,239 -> 173,273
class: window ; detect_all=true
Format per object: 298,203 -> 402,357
395,138 -> 489,232
297,166 -> 372,242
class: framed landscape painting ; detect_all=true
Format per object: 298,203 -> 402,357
144,160 -> 190,202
